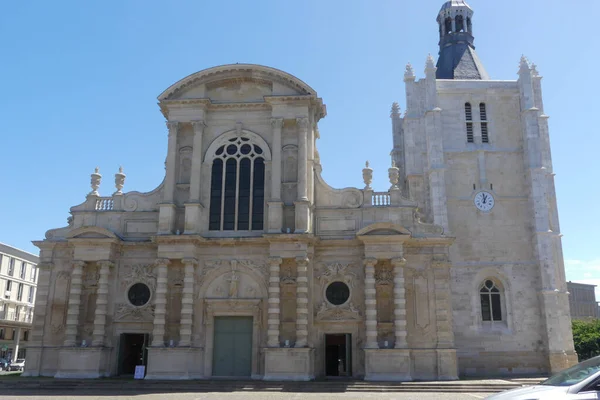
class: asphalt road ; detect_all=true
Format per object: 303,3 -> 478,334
0,391 -> 495,400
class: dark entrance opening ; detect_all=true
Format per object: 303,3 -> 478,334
118,333 -> 148,376
325,334 -> 351,377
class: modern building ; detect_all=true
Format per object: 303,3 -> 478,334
25,0 -> 576,380
567,282 -> 600,320
0,243 -> 39,362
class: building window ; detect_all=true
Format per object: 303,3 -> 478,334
128,283 -> 151,307
17,348 -> 26,359
5,280 -> 12,297
27,286 -> 34,303
0,329 -> 4,340
465,103 -> 474,143
19,262 -> 26,280
7,259 -> 14,276
209,137 -> 265,231
14,306 -> 20,321
480,103 -> 489,143
11,329 -> 15,340
480,279 -> 502,321
325,282 -> 351,306
455,15 -> 464,32
30,266 -> 37,282
16,283 -> 23,302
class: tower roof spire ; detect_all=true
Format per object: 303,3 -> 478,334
435,0 -> 489,80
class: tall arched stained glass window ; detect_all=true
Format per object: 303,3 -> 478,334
480,279 -> 502,321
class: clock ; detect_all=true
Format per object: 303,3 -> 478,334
474,191 -> 495,212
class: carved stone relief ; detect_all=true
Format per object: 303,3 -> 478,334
114,303 -> 155,322
315,301 -> 361,321
316,262 -> 357,288
198,259 -> 267,299
280,258 -> 296,285
414,272 -> 430,330
115,263 -> 157,323
49,270 -> 71,338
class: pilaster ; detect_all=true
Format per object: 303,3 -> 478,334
179,258 -> 197,347
391,258 -> 407,349
267,257 -> 282,347
364,258 -> 378,349
159,121 -> 179,234
267,118 -> 284,233
64,261 -> 85,347
184,120 -> 206,234
295,256 -> 309,348
151,259 -> 170,347
92,260 -> 113,347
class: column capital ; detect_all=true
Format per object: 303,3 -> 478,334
295,256 -> 309,266
363,258 -> 377,268
391,257 -> 407,267
154,258 -> 170,268
296,117 -> 309,130
97,260 -> 115,269
73,260 -> 86,269
270,118 -> 284,130
269,257 -> 283,266
181,258 -> 198,267
166,121 -> 179,135
191,120 -> 206,132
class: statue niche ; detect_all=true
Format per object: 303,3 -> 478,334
205,265 -> 261,300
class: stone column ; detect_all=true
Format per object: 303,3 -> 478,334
30,263 -> 52,345
267,257 -> 282,347
179,258 -> 197,347
92,260 -> 113,346
364,258 -> 378,349
296,117 -> 308,201
151,259 -> 170,347
189,121 -> 206,202
64,261 -> 85,346
391,258 -> 408,349
268,118 -> 284,233
163,122 -> 179,203
295,257 -> 309,348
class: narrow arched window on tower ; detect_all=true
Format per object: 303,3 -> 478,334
455,15 -> 464,32
445,17 -> 452,35
480,280 -> 502,321
208,137 -> 265,231
480,103 -> 489,143
465,103 -> 474,143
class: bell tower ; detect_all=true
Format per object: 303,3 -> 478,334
436,0 -> 489,80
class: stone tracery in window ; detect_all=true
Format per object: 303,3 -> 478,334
209,137 -> 265,231
479,279 -> 502,322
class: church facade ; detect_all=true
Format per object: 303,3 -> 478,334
24,0 -> 577,381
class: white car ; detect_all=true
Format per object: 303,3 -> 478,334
486,356 -> 600,399
8,359 -> 25,372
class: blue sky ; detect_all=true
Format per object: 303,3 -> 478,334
1,0 -> 598,291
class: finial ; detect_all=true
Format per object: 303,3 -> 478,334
89,167 -> 102,196
114,166 -> 126,195
391,102 -> 400,117
362,161 -> 373,190
519,55 -> 530,72
426,54 -> 436,70
404,63 -> 415,80
531,63 -> 540,77
388,161 -> 400,190
392,160 -> 396,168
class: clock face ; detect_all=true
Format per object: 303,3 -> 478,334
474,191 -> 495,212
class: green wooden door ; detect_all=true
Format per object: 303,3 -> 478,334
212,316 -> 253,377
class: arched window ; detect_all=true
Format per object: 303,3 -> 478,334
208,137 -> 265,231
465,103 -> 474,143
480,103 -> 489,143
467,17 -> 472,34
445,17 -> 452,35
480,279 -> 502,321
455,15 -> 464,32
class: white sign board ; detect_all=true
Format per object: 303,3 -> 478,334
134,365 -> 146,379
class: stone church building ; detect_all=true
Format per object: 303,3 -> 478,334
25,0 -> 577,380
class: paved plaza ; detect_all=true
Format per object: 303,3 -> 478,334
0,391 -> 494,400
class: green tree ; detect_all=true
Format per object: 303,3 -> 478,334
572,319 -> 600,361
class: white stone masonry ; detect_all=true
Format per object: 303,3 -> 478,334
295,257 -> 309,347
64,261 -> 85,346
151,259 -> 169,347
179,258 -> 197,347
92,260 -> 113,346
267,257 -> 282,347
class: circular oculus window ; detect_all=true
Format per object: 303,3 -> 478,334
128,283 -> 151,307
325,281 -> 350,306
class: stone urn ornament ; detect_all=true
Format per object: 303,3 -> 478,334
362,161 -> 373,190
388,161 -> 400,190
89,167 -> 102,196
114,166 -> 126,195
